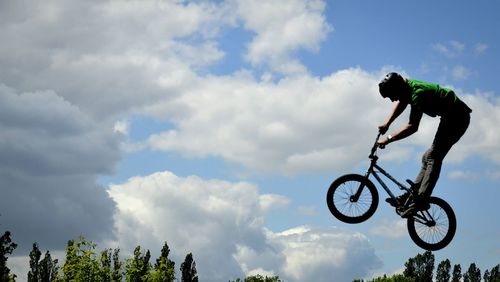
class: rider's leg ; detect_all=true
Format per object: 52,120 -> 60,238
414,144 -> 447,199
414,113 -> 470,200
401,111 -> 470,217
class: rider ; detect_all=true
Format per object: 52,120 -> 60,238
377,72 -> 472,217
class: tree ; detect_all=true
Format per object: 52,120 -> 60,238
28,243 -> 59,282
180,253 -> 198,282
483,264 -> 500,282
39,251 -> 59,282
230,274 -> 283,282
436,259 -> 451,282
150,242 -> 175,282
403,251 -> 434,282
112,248 -> 122,282
28,243 -> 42,282
61,237 -> 101,281
0,231 -> 17,282
353,274 -> 415,282
463,263 -> 481,282
125,246 -> 151,282
451,264 -> 461,282
100,249 -> 112,282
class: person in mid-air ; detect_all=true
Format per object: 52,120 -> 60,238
377,72 -> 472,217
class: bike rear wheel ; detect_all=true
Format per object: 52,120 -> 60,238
326,174 -> 379,224
407,196 -> 456,251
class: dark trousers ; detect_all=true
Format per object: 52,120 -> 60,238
414,110 -> 471,198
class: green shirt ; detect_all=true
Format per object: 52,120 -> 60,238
407,79 -> 458,117
407,79 -> 470,127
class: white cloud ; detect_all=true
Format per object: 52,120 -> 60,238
432,41 -> 465,58
114,120 -> 129,135
369,218 -> 407,239
451,65 -> 471,80
448,170 -> 480,181
446,92 -> 500,164
474,43 -> 488,56
236,0 -> 333,74
146,68 -> 386,175
108,171 -> 381,282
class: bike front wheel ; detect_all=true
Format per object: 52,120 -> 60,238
407,196 -> 456,251
326,174 -> 379,224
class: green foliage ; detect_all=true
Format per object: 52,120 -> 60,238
28,243 -> 59,282
483,264 -> 500,282
3,230 -> 500,282
230,274 -> 283,282
62,237 -> 101,282
112,248 -> 122,282
451,264 -> 462,282
40,251 -> 59,282
355,274 -> 415,282
149,242 -> 176,282
99,249 -> 112,282
463,263 -> 481,282
403,251 -> 434,282
0,231 -> 17,282
180,253 -> 197,282
436,259 -> 451,282
124,246 -> 151,282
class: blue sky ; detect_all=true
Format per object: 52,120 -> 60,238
1,1 -> 499,281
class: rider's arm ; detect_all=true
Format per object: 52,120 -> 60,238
380,107 -> 422,145
379,100 -> 408,134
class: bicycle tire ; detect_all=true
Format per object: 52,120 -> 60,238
326,174 -> 379,224
407,196 -> 456,251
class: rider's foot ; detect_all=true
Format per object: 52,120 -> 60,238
401,197 -> 431,218
386,192 -> 410,207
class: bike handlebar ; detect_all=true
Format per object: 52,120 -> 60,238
369,133 -> 383,158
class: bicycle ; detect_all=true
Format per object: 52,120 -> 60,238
326,133 -> 456,251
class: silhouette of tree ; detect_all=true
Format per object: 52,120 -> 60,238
0,231 -> 17,282
28,243 -> 42,282
112,248 -> 122,282
180,253 -> 198,282
403,251 -> 434,282
436,259 -> 451,282
100,249 -> 112,282
483,264 -> 500,282
150,242 -> 175,281
230,274 -> 283,282
28,243 -> 59,282
353,274 -> 415,281
39,251 -> 58,282
61,237 -> 101,281
125,246 -> 151,282
451,264 -> 462,282
463,263 -> 481,282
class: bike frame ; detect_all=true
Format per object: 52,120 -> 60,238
364,153 -> 409,200
354,134 -> 411,201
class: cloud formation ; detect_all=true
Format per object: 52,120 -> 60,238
145,68 -> 386,174
0,85 -> 119,251
1,1 -> 500,280
108,171 -> 381,282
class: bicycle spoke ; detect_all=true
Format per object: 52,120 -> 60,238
413,204 -> 450,244
333,181 -> 372,218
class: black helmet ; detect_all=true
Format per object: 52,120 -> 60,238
379,72 -> 406,98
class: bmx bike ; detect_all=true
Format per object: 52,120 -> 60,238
326,133 -> 456,251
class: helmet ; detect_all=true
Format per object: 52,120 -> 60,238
379,72 -> 406,98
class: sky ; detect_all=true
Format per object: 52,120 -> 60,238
1,0 -> 499,281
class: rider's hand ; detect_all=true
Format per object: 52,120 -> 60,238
378,124 -> 389,135
377,137 -> 389,149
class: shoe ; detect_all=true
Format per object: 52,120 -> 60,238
400,199 -> 431,218
386,192 -> 410,207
